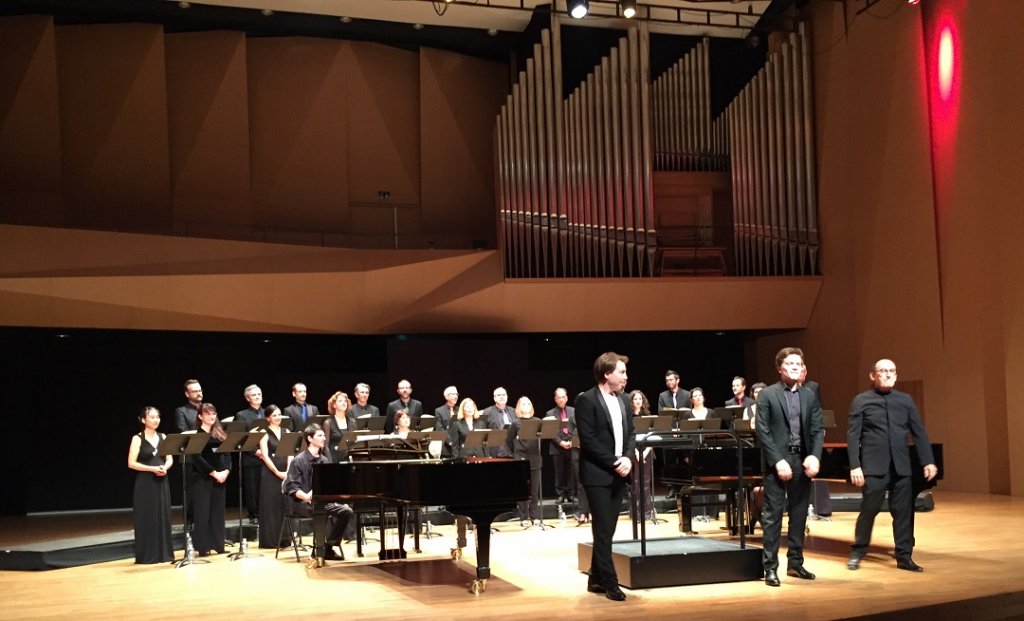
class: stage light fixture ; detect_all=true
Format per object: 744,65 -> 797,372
621,0 -> 637,18
569,0 -> 589,19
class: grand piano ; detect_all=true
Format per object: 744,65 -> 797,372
311,457 -> 530,593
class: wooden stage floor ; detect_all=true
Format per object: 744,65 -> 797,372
2,491 -> 1023,620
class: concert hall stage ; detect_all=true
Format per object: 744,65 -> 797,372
2,491 -> 1023,620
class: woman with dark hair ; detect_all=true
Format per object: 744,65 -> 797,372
127,406 -> 174,564
689,387 -> 713,420
191,403 -> 230,556
628,390 -> 655,522
323,391 -> 356,462
257,404 -> 288,549
447,398 -> 484,459
393,408 -> 412,439
508,396 -> 542,527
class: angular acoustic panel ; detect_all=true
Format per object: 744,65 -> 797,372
0,15 -> 63,226
55,23 -> 171,229
166,31 -> 252,230
248,37 -> 350,234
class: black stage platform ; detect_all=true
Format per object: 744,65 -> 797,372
578,537 -> 763,589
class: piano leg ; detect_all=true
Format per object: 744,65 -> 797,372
455,509 -> 499,595
452,516 -> 467,560
310,501 -> 328,568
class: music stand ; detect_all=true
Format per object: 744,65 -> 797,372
516,418 -> 560,530
276,431 -> 304,459
217,431 -> 265,561
356,416 -> 386,432
161,432 -> 211,568
464,429 -> 508,458
412,414 -> 435,431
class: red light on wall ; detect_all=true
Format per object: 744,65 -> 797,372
938,27 -> 954,100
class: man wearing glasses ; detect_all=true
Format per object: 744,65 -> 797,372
847,359 -> 938,572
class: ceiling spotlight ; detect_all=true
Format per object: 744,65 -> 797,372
413,23 -> 425,30
621,0 -> 636,18
340,16 -> 352,23
260,8 -> 273,16
487,28 -> 498,37
569,0 -> 589,19
177,1 -> 191,8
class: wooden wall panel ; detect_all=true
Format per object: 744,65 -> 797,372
55,23 -> 171,229
419,47 -> 506,240
0,15 -> 63,226
165,31 -> 252,230
247,37 -> 349,233
346,41 -> 420,239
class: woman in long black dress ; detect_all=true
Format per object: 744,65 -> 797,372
508,397 -> 542,527
323,391 -> 356,462
628,390 -> 655,521
191,403 -> 230,556
127,406 -> 174,564
257,404 -> 288,549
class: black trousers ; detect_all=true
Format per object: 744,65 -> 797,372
552,448 -> 575,499
583,477 -> 626,588
852,464 -> 914,560
761,452 -> 812,571
517,468 -> 542,521
294,500 -> 354,546
572,449 -> 589,514
242,462 -> 261,519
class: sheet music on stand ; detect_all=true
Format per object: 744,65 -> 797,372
412,415 -> 435,431
355,416 -> 387,432
660,407 -> 692,430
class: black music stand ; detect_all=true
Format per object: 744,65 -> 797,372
516,418 -> 560,530
631,419 -> 665,527
811,409 -> 837,521
412,414 -> 435,431
160,432 -> 211,568
355,416 -> 386,432
464,429 -> 508,458
217,430 -> 265,561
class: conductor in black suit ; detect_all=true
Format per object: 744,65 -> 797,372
576,352 -> 634,602
755,347 -> 824,587
284,382 -> 320,432
846,359 -> 937,572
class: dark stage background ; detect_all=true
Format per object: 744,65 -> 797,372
0,327 -> 752,515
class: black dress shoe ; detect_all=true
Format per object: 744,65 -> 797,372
896,558 -> 923,572
586,581 -> 605,594
847,555 -> 863,570
764,569 -> 781,587
787,565 -> 816,580
323,547 -> 344,561
605,587 -> 627,601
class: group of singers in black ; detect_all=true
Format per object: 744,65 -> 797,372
130,351 -> 938,602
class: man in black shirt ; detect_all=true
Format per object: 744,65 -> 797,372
236,384 -> 264,522
847,359 -> 937,572
174,379 -> 203,432
351,382 -> 380,419
284,423 -> 354,561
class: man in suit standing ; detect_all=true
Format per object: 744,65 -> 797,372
576,352 -> 634,601
385,379 -> 422,434
846,359 -> 937,572
284,382 -> 320,432
546,387 -> 576,504
657,370 -> 690,412
433,386 -> 458,432
236,384 -> 265,523
174,379 -> 203,432
755,347 -> 824,587
483,387 -> 515,457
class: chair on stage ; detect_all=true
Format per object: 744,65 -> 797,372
276,489 -> 314,562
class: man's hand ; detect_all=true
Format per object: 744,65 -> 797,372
613,456 -> 632,478
559,440 -> 572,450
296,490 -> 312,502
923,464 -> 938,481
803,455 -> 820,478
775,459 -> 793,481
850,466 -> 865,487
